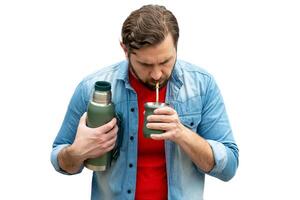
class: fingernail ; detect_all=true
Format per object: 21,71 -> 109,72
150,134 -> 156,139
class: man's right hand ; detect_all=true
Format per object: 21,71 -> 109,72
58,112 -> 118,174
71,112 -> 119,160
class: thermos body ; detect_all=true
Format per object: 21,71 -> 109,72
84,81 -> 115,171
87,102 -> 115,128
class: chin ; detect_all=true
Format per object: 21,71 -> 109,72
144,83 -> 157,90
146,80 -> 167,90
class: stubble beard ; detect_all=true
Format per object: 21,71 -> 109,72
128,59 -> 171,90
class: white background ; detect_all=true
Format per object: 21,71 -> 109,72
1,0 -> 299,199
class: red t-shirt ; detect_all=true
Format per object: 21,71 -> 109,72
129,72 -> 168,200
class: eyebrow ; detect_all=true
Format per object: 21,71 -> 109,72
137,56 -> 173,66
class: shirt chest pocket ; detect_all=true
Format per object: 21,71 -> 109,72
179,114 -> 201,132
173,95 -> 202,132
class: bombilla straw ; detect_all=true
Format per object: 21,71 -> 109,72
156,82 -> 159,103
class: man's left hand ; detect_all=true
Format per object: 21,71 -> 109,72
146,106 -> 190,143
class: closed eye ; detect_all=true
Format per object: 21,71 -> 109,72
141,63 -> 153,67
159,59 -> 170,65
137,56 -> 172,67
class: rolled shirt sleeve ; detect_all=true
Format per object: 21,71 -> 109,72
50,81 -> 89,175
206,140 -> 227,175
198,75 -> 239,181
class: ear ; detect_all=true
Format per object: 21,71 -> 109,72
120,42 -> 128,58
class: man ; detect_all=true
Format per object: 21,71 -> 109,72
51,4 -> 239,200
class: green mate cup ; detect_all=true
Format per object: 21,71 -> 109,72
143,102 -> 168,138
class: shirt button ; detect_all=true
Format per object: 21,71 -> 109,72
130,136 -> 134,141
129,163 -> 133,168
190,122 -> 194,126
130,108 -> 135,112
127,189 -> 131,194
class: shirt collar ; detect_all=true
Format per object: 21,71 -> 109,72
115,59 -> 184,90
115,60 -> 129,81
170,60 -> 183,87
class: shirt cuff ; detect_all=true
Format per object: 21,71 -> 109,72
206,140 -> 228,177
51,144 -> 83,175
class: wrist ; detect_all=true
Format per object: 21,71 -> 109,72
66,145 -> 86,163
173,124 -> 190,144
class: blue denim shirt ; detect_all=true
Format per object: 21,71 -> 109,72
51,60 -> 239,200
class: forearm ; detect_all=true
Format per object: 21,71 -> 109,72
58,145 -> 85,174
177,127 -> 215,173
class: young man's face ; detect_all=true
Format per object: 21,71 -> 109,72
126,34 -> 177,90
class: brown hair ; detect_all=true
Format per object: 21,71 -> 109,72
121,4 -> 179,54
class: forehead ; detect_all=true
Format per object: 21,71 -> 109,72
131,34 -> 176,63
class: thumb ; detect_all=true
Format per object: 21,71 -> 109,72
79,112 -> 87,125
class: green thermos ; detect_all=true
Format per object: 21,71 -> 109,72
84,81 -> 115,171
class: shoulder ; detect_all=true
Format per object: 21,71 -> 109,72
78,60 -> 127,91
83,60 -> 126,83
175,60 -> 216,91
69,60 -> 127,102
176,60 -> 212,78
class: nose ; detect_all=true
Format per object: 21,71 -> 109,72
150,66 -> 162,81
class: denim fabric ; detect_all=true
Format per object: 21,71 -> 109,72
51,60 -> 239,200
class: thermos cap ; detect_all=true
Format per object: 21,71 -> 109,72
95,81 -> 111,91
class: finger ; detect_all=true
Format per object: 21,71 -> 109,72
95,118 -> 117,133
154,106 -> 176,115
147,114 -> 176,123
106,138 -> 117,151
150,132 -> 171,140
104,124 -> 119,139
79,112 -> 88,126
102,134 -> 118,150
147,122 -> 176,131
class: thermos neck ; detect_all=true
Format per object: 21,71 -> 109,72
93,90 -> 111,104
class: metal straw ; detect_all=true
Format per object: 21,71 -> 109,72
156,82 -> 159,103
